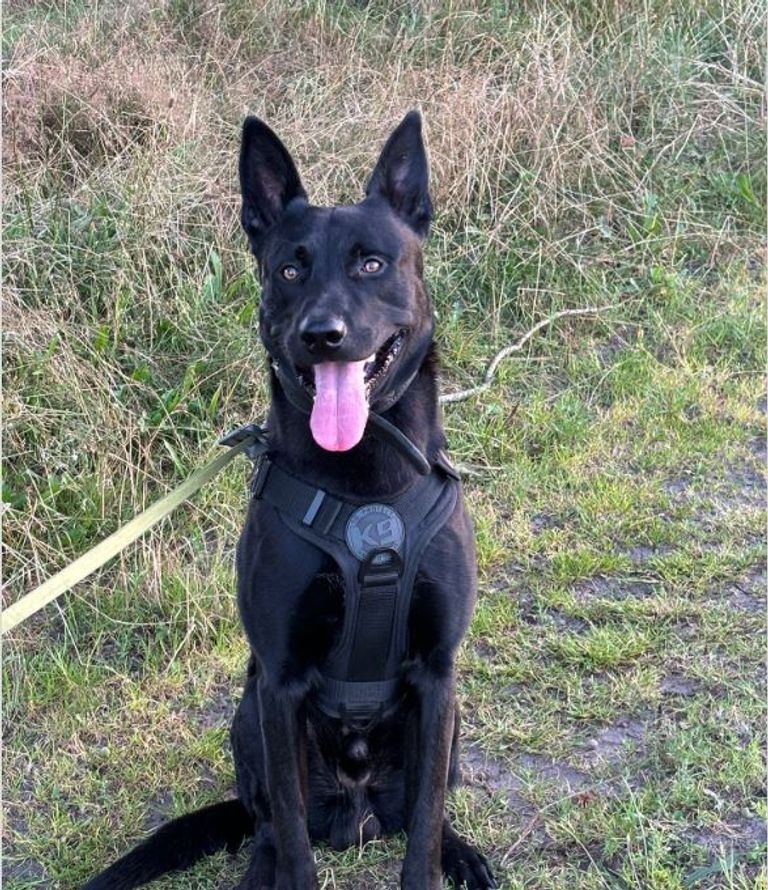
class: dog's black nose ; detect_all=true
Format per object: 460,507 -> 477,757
299,316 -> 347,353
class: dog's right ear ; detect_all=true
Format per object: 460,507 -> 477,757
239,117 -> 307,251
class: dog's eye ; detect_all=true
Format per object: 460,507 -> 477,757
361,257 -> 384,274
280,264 -> 299,281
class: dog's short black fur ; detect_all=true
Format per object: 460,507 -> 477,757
83,113 -> 495,890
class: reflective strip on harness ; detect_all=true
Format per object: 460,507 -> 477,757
252,457 -> 459,721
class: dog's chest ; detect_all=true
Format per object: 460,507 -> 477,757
255,457 -> 459,721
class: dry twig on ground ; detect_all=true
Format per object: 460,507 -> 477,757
440,305 -> 618,405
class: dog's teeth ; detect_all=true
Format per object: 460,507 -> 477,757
362,332 -> 407,388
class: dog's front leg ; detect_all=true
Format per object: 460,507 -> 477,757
258,680 -> 316,890
401,663 -> 456,890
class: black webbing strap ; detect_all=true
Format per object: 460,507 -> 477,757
252,458 -> 350,538
319,554 -> 400,720
345,563 -> 400,680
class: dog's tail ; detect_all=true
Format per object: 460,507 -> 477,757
81,799 -> 253,890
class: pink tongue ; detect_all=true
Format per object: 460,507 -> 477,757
310,360 -> 369,451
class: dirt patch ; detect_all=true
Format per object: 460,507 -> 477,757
530,512 -> 564,534
582,717 -> 646,764
463,745 -> 523,794
707,565 -> 766,613
730,566 -> 766,596
663,453 -> 766,517
749,434 -> 766,461
660,674 -> 699,697
572,576 -> 659,601
473,640 -> 499,660
720,462 -> 766,510
726,588 -> 766,614
145,788 -> 175,831
624,545 -> 675,563
518,754 -> 591,790
545,610 -> 591,633
663,476 -> 693,497
463,744 -> 599,817
596,326 -> 637,365
462,745 -> 536,818
2,856 -> 50,885
193,695 -> 236,731
688,815 -> 767,854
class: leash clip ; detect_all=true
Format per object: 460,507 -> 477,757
219,423 -> 269,461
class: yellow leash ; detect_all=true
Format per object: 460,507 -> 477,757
1,434 -> 260,636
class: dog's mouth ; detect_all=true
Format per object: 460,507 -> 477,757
295,329 -> 407,452
297,329 -> 406,397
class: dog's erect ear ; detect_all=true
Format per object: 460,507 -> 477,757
239,117 -> 307,250
365,111 -> 432,238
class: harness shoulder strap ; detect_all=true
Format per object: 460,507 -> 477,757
252,457 -> 350,537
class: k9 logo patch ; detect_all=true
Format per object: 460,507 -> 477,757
345,504 -> 405,562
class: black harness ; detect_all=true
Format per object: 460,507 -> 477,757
222,422 -> 460,723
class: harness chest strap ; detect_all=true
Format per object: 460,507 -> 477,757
251,456 -> 459,721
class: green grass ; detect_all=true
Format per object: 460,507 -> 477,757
2,1 -> 766,888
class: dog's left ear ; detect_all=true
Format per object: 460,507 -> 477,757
366,111 -> 432,239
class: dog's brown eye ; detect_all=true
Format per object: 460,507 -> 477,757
280,264 -> 299,281
362,257 -> 383,274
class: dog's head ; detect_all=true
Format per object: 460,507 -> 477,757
239,112 -> 434,453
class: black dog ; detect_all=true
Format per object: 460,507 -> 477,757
83,112 -> 495,890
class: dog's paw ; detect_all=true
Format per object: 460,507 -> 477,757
442,835 -> 497,889
234,831 -> 277,890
